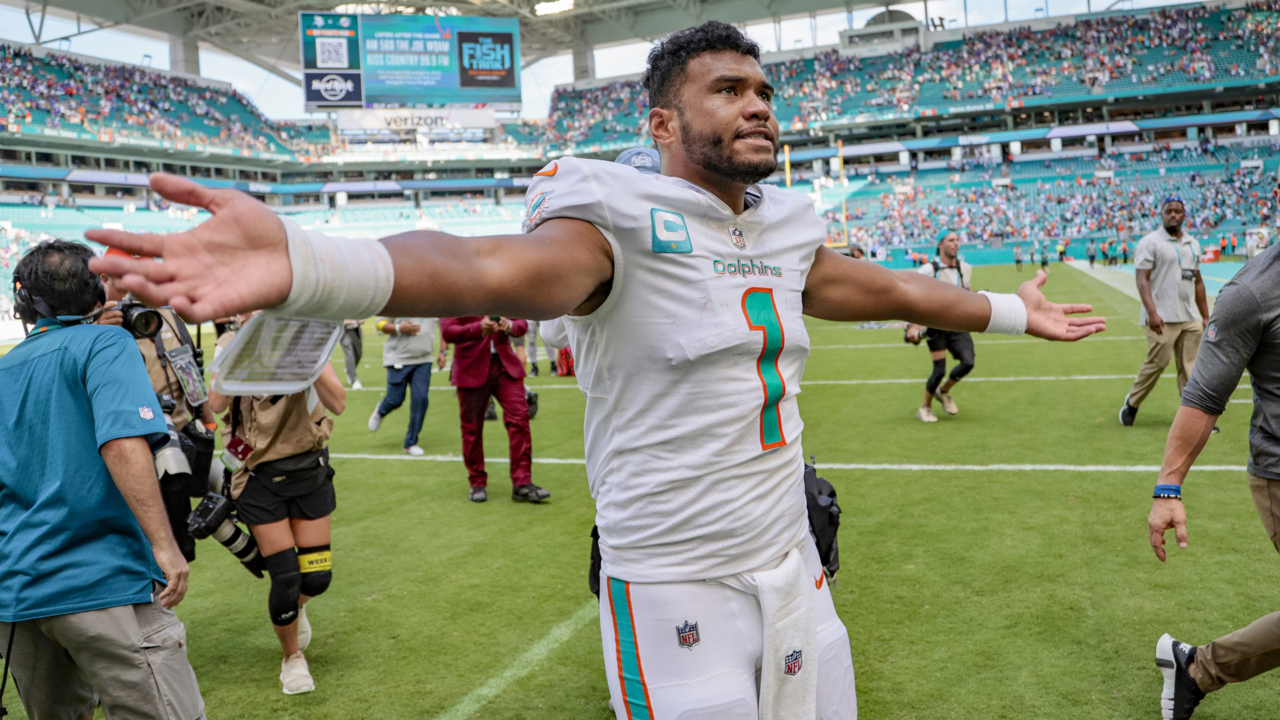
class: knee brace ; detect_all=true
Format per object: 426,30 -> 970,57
297,544 -> 332,598
950,343 -> 976,382
264,549 -> 301,626
926,358 -> 947,395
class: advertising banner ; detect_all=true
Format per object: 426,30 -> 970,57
300,12 -> 521,110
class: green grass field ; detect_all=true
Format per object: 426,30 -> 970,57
9,264 -> 1279,719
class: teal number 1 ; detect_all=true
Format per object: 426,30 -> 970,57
741,288 -> 788,450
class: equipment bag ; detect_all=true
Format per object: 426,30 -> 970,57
804,462 -> 842,580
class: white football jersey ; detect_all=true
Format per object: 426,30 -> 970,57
524,157 -> 826,583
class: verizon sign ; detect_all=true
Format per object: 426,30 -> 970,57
337,108 -> 497,131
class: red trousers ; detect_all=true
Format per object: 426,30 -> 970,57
457,355 -> 532,489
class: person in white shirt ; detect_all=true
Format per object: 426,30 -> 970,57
89,20 -> 1106,720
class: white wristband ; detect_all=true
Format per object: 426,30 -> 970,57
979,291 -> 1027,336
274,216 -> 395,320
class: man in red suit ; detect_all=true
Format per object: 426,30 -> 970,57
440,316 -> 548,504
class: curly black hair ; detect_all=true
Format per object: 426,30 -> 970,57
13,240 -> 99,323
643,21 -> 761,110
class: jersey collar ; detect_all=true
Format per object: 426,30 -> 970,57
656,175 -> 767,221
26,318 -> 65,337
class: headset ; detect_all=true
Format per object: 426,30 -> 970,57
12,264 -> 106,331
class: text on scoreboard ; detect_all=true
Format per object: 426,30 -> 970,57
300,12 -> 521,110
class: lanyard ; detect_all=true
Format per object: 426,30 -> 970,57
933,261 -> 966,288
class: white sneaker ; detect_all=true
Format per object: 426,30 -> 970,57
405,445 -> 425,457
917,406 -> 938,423
280,652 -> 315,695
351,379 -> 363,390
296,605 -> 310,652
937,391 -> 959,415
368,409 -> 383,432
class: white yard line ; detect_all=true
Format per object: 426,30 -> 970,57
330,453 -> 1246,472
811,335 -> 1145,350
433,601 -> 598,720
344,373 -> 1173,393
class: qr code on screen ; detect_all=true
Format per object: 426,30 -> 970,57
316,37 -> 349,69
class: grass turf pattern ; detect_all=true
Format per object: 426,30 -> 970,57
7,264 -> 1278,719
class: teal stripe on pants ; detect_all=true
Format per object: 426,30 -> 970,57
609,577 -> 652,720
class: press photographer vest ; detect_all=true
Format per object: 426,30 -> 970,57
139,307 -> 195,431
215,333 -> 333,498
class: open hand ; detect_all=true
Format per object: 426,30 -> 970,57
1148,497 -> 1188,562
87,174 -> 292,322
1019,271 -> 1107,341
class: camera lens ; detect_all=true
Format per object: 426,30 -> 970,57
125,305 -> 162,338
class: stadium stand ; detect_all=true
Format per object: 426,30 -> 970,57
504,3 -> 1280,152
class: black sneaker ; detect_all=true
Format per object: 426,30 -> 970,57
1157,633 -> 1206,720
530,364 -> 539,377
469,487 -> 487,503
485,398 -> 498,422
1120,396 -> 1139,426
1210,426 -> 1221,435
526,390 -> 539,420
512,484 -> 550,503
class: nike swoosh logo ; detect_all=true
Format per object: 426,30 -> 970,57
534,162 -> 558,177
814,574 -> 824,590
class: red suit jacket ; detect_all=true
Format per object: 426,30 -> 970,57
441,317 -> 528,389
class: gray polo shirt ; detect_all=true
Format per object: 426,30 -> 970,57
1181,244 -> 1280,479
1134,227 -> 1202,325
379,317 -> 436,368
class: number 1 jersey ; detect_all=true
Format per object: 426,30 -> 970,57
524,157 -> 826,583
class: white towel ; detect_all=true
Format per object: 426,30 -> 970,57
723,545 -> 817,720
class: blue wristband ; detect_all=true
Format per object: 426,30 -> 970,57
1154,483 -> 1182,499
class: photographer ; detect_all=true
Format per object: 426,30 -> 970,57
0,241 -> 203,717
97,247 -> 217,562
209,316 -> 345,696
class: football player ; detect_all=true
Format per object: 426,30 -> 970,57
90,21 -> 1106,719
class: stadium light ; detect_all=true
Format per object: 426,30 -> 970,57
535,0 -> 574,15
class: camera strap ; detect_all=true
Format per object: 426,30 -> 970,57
1,622 -> 15,718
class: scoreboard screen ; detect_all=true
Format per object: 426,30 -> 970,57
300,12 -> 521,110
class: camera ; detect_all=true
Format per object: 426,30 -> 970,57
118,295 -> 163,339
153,395 -> 194,494
188,470 -> 266,578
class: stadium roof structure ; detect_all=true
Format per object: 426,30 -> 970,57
13,0 -> 915,79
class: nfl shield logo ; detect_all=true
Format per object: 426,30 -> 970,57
138,406 -> 154,420
1207,323 -> 1217,341
784,649 -> 803,676
676,620 -> 700,649
730,227 -> 746,250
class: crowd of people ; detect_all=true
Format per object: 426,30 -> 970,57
512,4 -> 1279,149
828,163 -> 1278,254
0,44 -> 324,156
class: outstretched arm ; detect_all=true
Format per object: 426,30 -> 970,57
802,247 -> 1106,341
87,174 -> 614,323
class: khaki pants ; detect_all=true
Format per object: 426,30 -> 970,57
1126,320 -> 1203,408
1190,475 -> 1280,693
0,595 -> 204,720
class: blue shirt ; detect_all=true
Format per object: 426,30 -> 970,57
0,319 -> 167,621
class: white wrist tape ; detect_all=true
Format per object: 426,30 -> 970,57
274,216 -> 395,320
979,291 -> 1027,336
